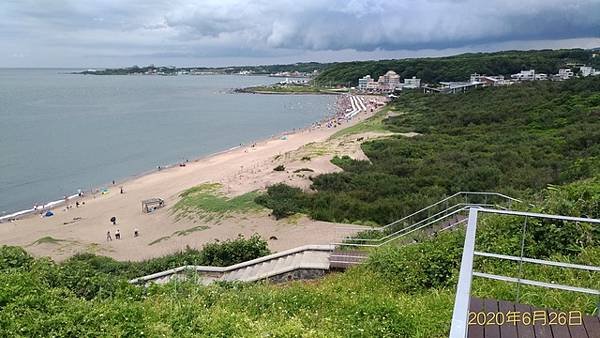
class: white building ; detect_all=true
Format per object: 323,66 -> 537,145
403,76 -> 421,89
580,66 -> 600,77
358,75 -> 374,90
470,73 -> 510,86
557,68 -> 574,80
377,70 -> 401,92
511,70 -> 536,81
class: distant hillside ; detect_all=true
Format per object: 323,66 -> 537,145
81,62 -> 331,75
314,49 -> 600,86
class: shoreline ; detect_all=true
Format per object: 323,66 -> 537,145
0,94 -> 387,262
234,87 -> 349,95
0,94 -> 382,223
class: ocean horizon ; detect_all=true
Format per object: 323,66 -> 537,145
0,69 -> 334,215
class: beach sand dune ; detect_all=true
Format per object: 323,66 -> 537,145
0,95 -> 386,262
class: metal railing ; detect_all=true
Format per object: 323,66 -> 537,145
449,207 -> 600,338
333,192 -> 524,248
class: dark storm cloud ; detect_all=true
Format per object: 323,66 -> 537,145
1,0 -> 599,67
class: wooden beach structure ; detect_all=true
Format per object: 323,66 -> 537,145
141,198 -> 164,213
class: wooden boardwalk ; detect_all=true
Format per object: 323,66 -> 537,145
468,298 -> 600,338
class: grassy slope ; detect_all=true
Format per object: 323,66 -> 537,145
330,105 -> 392,139
172,183 -> 264,221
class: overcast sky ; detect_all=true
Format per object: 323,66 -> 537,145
1,0 -> 600,68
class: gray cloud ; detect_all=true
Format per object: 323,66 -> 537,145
1,0 -> 599,67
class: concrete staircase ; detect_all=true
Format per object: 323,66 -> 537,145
221,249 -> 330,282
130,245 -> 333,286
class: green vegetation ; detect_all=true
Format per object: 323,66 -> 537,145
273,164 -> 286,171
257,77 -> 600,225
316,49 -> 600,86
0,180 -> 598,336
254,183 -> 306,219
293,168 -> 314,173
173,183 -> 263,220
148,226 -> 211,246
330,106 -> 391,138
172,225 -> 210,237
148,236 -> 170,246
30,236 -> 67,246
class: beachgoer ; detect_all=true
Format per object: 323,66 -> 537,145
115,229 -> 121,240
112,180 -> 115,185
110,216 -> 117,225
106,231 -> 112,241
75,201 -> 80,208
120,186 -> 124,194
134,228 -> 139,238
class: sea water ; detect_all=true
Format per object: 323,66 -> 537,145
0,69 -> 333,215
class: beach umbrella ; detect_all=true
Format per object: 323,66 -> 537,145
44,211 -> 54,217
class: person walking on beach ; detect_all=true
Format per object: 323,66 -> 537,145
115,229 -> 121,240
106,231 -> 112,242
110,216 -> 116,225
120,186 -> 124,194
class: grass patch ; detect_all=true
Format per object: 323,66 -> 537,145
173,183 -> 264,220
293,168 -> 314,173
30,236 -> 66,246
301,142 -> 331,157
330,106 -> 391,139
172,225 -> 210,237
148,236 -> 171,246
284,213 -> 304,224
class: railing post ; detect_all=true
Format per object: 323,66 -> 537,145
449,207 -> 479,338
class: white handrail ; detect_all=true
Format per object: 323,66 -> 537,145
449,208 -> 600,338
341,191 -> 523,233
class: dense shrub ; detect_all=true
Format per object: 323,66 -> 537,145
255,183 -> 307,219
201,234 -> 270,266
0,245 -> 33,271
367,230 -> 465,292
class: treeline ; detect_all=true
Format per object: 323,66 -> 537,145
82,62 -> 331,75
256,77 -> 600,225
315,49 -> 600,85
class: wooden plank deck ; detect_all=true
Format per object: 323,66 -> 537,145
468,298 -> 600,338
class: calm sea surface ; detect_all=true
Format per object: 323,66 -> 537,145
0,69 -> 333,214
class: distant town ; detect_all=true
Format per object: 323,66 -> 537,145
356,64 -> 600,94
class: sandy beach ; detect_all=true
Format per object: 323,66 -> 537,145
0,95 -> 387,262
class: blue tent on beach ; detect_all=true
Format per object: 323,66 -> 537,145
44,211 -> 54,217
